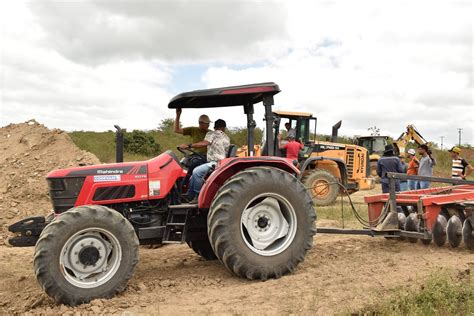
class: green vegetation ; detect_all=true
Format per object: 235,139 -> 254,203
124,130 -> 161,156
356,270 -> 473,315
69,118 -> 263,163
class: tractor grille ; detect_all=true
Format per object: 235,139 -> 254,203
48,177 -> 85,213
346,148 -> 355,178
93,185 -> 135,201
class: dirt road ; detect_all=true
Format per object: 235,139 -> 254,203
1,233 -> 472,315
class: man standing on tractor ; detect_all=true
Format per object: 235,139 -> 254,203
449,146 -> 473,180
377,144 -> 404,193
175,108 -> 211,177
180,119 -> 230,203
174,108 -> 211,153
406,148 -> 419,190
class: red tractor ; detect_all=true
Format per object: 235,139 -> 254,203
9,82 -> 316,305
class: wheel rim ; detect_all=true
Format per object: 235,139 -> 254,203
240,193 -> 297,256
311,180 -> 330,199
60,227 -> 122,289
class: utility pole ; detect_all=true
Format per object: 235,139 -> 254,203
457,128 -> 463,147
440,136 -> 444,150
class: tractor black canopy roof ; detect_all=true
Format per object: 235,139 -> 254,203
168,82 -> 280,109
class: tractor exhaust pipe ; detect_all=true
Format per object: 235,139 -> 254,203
114,125 -> 124,163
331,120 -> 342,143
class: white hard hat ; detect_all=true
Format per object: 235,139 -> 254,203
407,149 -> 416,155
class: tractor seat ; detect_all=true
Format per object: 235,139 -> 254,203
227,144 -> 237,158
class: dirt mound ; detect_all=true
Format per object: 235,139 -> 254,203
0,120 -> 100,239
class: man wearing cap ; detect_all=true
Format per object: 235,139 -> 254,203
406,148 -> 419,190
278,133 -> 303,161
449,146 -> 473,180
376,144 -> 404,193
175,108 -> 211,155
183,119 -> 230,203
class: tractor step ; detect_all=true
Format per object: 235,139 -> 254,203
163,207 -> 190,243
168,203 -> 198,209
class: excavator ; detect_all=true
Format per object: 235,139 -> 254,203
356,125 -> 429,177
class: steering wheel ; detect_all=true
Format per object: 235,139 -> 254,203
177,146 -> 206,159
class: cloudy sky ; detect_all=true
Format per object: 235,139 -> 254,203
0,0 -> 472,147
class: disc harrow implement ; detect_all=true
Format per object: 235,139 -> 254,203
365,175 -> 474,251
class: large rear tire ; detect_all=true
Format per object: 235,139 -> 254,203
208,167 -> 316,280
34,205 -> 139,306
302,169 -> 339,206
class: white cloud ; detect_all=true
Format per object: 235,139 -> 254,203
202,0 -> 473,147
28,0 -> 289,65
0,0 -> 472,148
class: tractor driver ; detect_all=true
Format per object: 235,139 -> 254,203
181,119 -> 230,204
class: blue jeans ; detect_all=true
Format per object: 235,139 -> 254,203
407,180 -> 418,191
418,180 -> 431,189
188,161 -> 216,198
399,181 -> 408,192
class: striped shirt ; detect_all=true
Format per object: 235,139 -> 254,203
452,157 -> 468,179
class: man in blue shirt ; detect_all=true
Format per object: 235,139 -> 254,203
377,144 -> 404,193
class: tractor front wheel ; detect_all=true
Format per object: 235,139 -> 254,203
208,167 -> 316,280
34,205 -> 139,306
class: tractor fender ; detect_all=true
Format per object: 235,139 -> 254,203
299,156 -> 348,186
198,157 -> 299,209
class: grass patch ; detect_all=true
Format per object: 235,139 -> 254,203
356,269 -> 473,315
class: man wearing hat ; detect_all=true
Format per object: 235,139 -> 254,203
376,144 -> 404,193
449,146 -> 473,180
183,119 -> 230,203
406,148 -> 419,190
174,108 -> 211,155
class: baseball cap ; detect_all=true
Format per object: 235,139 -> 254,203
214,119 -> 226,129
407,149 -> 416,155
448,146 -> 461,154
198,114 -> 211,124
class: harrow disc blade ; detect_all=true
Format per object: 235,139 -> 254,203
462,217 -> 473,251
446,215 -> 463,248
432,214 -> 447,247
397,213 -> 407,229
397,213 -> 407,241
404,213 -> 418,243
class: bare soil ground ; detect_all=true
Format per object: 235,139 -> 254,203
1,234 -> 472,315
0,122 -> 472,314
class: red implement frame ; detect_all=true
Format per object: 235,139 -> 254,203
365,184 -> 474,231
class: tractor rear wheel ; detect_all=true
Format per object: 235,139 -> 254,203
208,167 -> 316,280
187,239 -> 217,260
302,169 -> 339,206
34,205 -> 139,306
